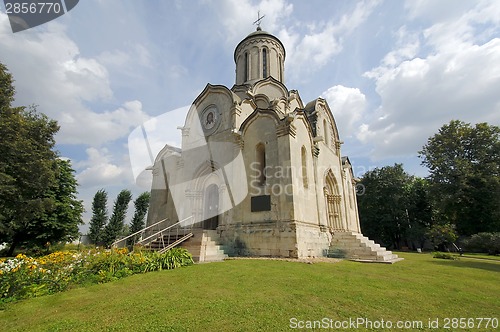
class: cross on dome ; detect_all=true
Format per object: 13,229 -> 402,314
253,11 -> 265,30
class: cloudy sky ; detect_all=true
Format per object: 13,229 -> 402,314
1,0 -> 499,232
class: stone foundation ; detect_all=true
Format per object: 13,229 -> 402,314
215,220 -> 334,259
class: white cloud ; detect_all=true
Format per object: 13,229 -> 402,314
0,12 -> 149,145
218,0 -> 294,44
98,43 -> 152,70
361,1 -> 500,160
62,100 -> 150,145
75,147 -> 130,187
321,85 -> 367,138
282,0 -> 380,81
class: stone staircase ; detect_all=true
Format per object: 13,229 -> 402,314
180,230 -> 227,263
145,229 -> 193,253
328,232 -> 403,263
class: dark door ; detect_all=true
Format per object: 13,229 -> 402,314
203,184 -> 219,230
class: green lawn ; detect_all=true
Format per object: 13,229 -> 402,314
1,252 -> 499,331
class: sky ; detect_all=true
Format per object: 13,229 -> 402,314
1,0 -> 499,233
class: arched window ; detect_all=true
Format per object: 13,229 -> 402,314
256,143 -> 266,185
244,52 -> 249,82
262,48 -> 268,78
301,146 -> 308,188
323,119 -> 329,147
278,55 -> 283,81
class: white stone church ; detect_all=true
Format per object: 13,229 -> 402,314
145,27 -> 400,262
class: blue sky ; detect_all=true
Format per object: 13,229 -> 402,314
1,0 -> 499,232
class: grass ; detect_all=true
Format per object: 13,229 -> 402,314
459,253 -> 500,261
0,252 -> 499,331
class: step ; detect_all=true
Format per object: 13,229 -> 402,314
180,230 -> 227,263
329,233 -> 402,264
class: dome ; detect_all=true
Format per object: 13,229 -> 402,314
234,27 -> 286,85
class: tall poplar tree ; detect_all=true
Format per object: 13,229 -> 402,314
88,189 -> 108,245
103,189 -> 132,247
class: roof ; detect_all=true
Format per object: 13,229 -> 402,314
234,27 -> 286,62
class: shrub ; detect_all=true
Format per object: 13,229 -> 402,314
0,248 -> 193,303
433,252 -> 458,260
462,232 -> 500,255
426,223 -> 458,251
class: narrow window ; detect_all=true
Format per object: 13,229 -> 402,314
323,119 -> 329,147
256,143 -> 266,185
244,52 -> 249,82
262,48 -> 268,78
301,146 -> 308,188
278,55 -> 283,81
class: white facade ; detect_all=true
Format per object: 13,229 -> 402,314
147,28 -> 362,258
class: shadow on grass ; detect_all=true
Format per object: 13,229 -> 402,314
430,258 -> 500,273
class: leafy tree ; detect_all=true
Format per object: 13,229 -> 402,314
419,120 -> 500,235
0,63 -> 67,256
103,189 -> 132,247
26,159 -> 84,252
357,164 -> 412,249
128,192 -> 151,244
405,178 -> 434,249
88,189 -> 108,245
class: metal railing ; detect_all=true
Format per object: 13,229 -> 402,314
137,216 -> 195,251
111,218 -> 168,249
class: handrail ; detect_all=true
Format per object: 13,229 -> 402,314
111,218 -> 168,247
137,216 -> 194,245
158,233 -> 194,254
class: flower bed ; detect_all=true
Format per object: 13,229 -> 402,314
0,247 -> 193,302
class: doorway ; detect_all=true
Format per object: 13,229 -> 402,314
202,184 -> 219,230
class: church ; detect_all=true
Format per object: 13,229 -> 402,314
145,25 -> 400,262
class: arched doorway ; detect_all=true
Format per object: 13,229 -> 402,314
324,171 -> 343,231
202,184 -> 219,230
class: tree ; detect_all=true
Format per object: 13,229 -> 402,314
419,120 -> 500,235
357,164 -> 435,249
88,189 -> 108,245
0,63 -> 66,256
103,189 -> 132,247
405,178 -> 434,249
26,159 -> 84,251
128,192 -> 151,244
357,164 -> 412,249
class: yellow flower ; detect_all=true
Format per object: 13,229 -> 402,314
16,253 -> 28,260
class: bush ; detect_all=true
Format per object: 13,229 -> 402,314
433,252 -> 458,260
462,232 -> 500,255
0,248 -> 193,302
426,223 -> 458,251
